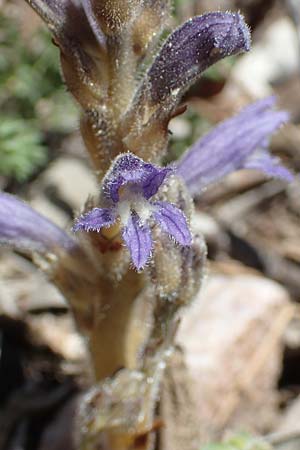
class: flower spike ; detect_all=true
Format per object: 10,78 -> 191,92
176,97 -> 293,196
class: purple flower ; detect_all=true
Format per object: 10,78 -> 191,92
0,193 -> 76,254
176,97 -> 293,196
73,153 -> 192,270
146,12 -> 251,104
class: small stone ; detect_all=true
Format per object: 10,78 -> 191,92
161,273 -> 292,447
0,252 -> 66,317
29,157 -> 98,229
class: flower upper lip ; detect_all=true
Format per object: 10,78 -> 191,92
102,153 -> 173,203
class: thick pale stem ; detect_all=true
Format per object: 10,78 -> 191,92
51,248 -> 147,380
88,270 -> 146,379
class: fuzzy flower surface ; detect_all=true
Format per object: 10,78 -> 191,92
176,97 -> 293,194
73,153 -> 192,270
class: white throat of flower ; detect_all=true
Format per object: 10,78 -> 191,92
116,186 -> 154,226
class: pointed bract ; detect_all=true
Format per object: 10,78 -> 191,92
25,0 -> 70,36
26,0 -> 95,48
176,98 -> 293,196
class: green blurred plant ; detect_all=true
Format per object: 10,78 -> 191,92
0,11 -> 78,181
201,433 -> 273,450
0,5 -> 238,182
0,118 -> 47,182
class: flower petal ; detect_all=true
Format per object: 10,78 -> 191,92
176,97 -> 291,196
122,214 -> 152,270
73,208 -> 116,232
0,193 -> 76,253
244,150 -> 293,181
104,153 -> 171,202
146,12 -> 250,104
153,201 -> 192,246
141,167 -> 172,199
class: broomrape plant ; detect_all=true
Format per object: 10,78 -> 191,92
0,1 -> 293,449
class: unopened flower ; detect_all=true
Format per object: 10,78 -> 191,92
73,153 -> 192,270
143,12 -> 251,105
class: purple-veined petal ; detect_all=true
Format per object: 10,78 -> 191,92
103,153 -> 171,202
104,155 -> 151,203
244,150 -> 293,181
153,201 -> 192,246
176,98 -> 291,196
122,214 -> 152,270
145,12 -> 250,104
73,208 -> 116,232
0,193 -> 76,253
141,167 -> 172,199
